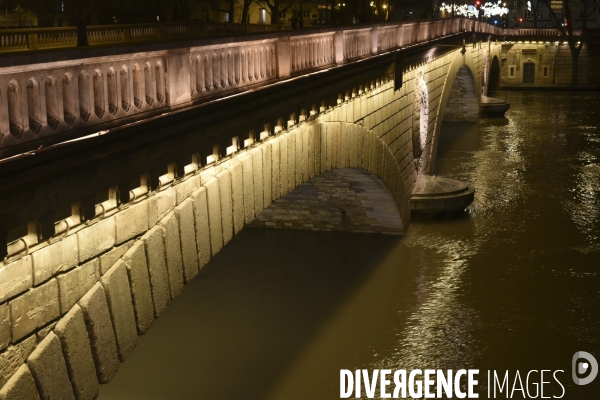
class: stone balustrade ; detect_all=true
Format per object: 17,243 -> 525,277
0,21 -> 285,53
0,18 -> 502,160
504,28 -> 582,37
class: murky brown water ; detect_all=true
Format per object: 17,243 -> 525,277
100,92 -> 600,399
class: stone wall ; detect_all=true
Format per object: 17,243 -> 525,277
499,42 -> 589,87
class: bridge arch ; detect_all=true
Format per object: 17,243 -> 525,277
428,48 -> 485,175
0,118 -> 409,396
488,55 -> 501,93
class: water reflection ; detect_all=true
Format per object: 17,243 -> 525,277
356,91 -> 600,398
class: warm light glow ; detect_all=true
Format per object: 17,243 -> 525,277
440,2 -> 509,17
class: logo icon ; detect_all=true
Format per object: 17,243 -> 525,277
572,351 -> 598,385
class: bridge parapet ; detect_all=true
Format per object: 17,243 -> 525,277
0,18 -> 502,159
0,21 -> 286,53
503,28 -> 581,37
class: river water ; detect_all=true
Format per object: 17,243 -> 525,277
100,92 -> 600,399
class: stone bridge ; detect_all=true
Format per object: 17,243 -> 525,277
0,18 -> 509,398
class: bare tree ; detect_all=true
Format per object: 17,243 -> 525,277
256,0 -> 295,24
530,0 -> 544,27
425,0 -> 442,18
240,0 -> 253,23
540,0 -> 598,85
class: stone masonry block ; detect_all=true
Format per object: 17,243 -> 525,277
350,124 -> 358,168
175,175 -> 200,205
326,124 -> 334,171
333,123 -> 342,169
26,332 -> 75,400
115,202 -> 148,245
54,305 -> 99,400
341,123 -> 348,169
0,256 -> 32,304
148,187 -> 175,228
160,213 -> 184,299
175,199 -> 199,282
295,129 -> 302,186
78,283 -> 119,383
191,188 -> 211,269
279,136 -> 289,196
320,123 -> 327,173
250,148 -> 264,216
0,305 -> 9,351
0,364 -> 40,400
10,279 -> 60,342
77,217 -> 115,263
99,240 -> 134,276
260,144 -> 272,208
270,139 -> 280,201
204,178 -> 223,256
141,227 -> 170,318
227,160 -> 245,235
35,322 -> 57,344
121,242 -> 154,334
287,132 -> 295,192
32,234 -> 78,286
199,165 -> 220,186
307,126 -> 315,179
294,129 -> 303,186
0,335 -> 36,388
217,170 -> 233,246
239,154 -> 255,225
57,259 -> 99,314
302,126 -> 309,182
101,261 -> 138,362
314,123 -> 322,176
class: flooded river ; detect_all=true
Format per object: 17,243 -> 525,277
100,92 -> 600,399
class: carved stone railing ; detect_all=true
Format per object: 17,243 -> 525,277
290,33 -> 335,73
0,21 -> 286,53
503,28 -> 582,36
0,18 -> 503,161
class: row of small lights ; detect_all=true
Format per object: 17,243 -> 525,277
440,2 -> 509,18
